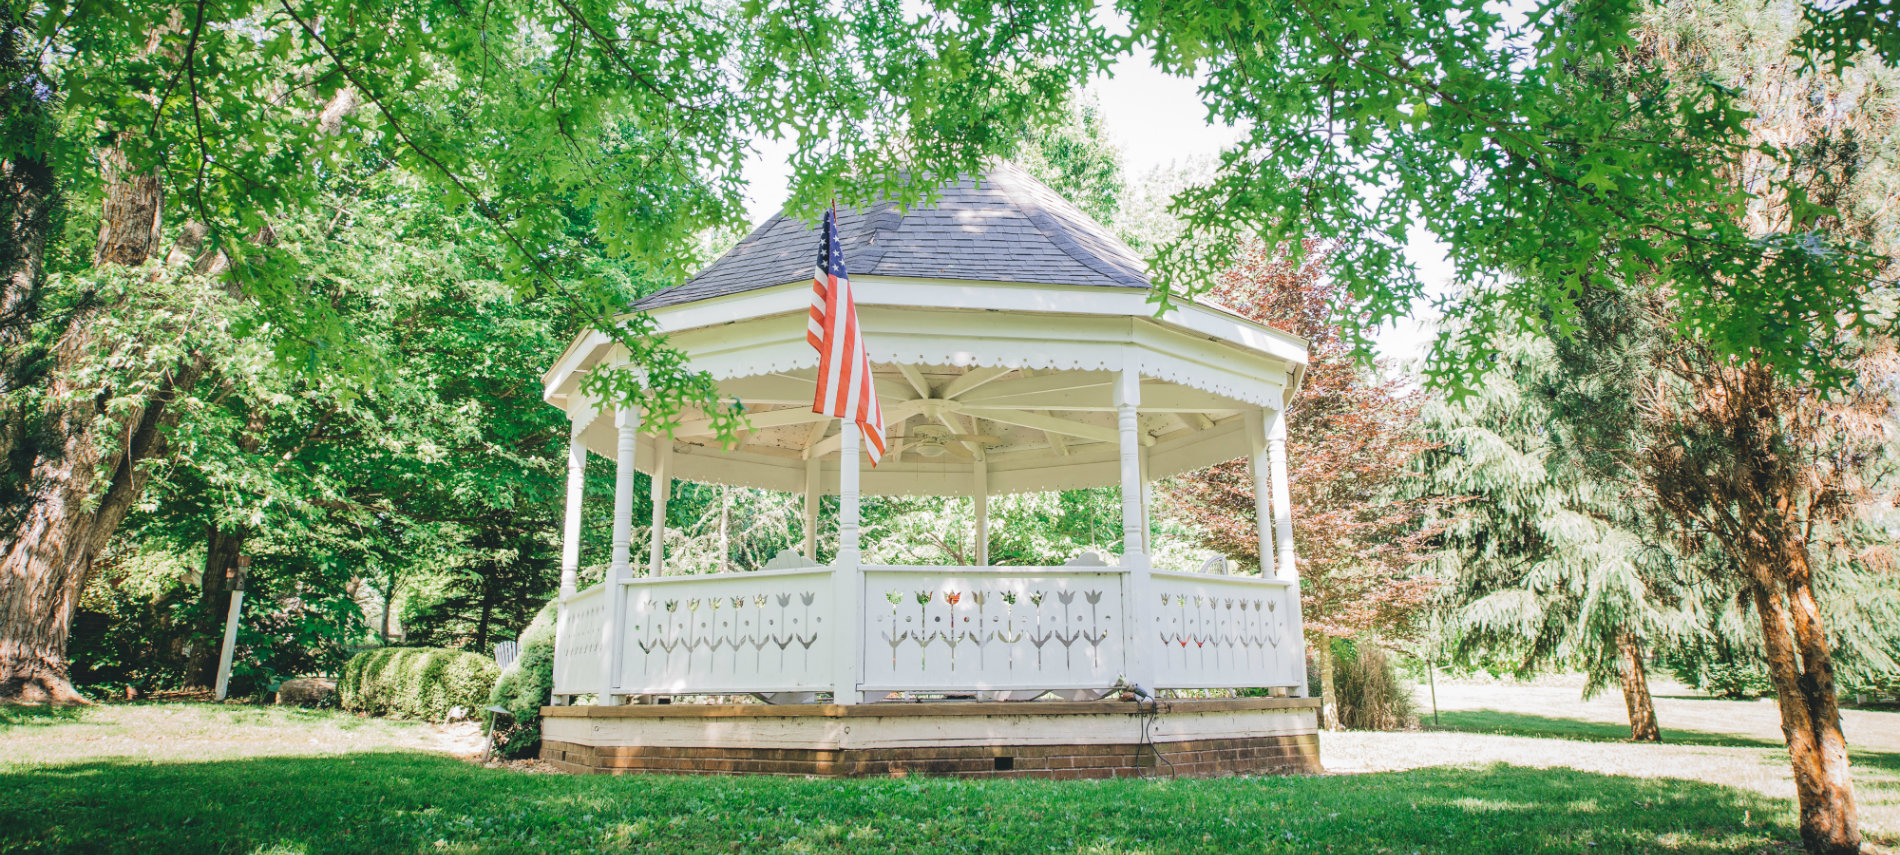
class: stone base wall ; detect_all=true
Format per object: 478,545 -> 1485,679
539,698 -> 1321,779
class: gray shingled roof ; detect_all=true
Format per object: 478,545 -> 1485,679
634,162 -> 1150,311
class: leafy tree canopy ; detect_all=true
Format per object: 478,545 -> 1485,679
1124,0 -> 1894,394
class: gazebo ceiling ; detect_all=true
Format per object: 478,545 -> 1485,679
545,162 -> 1308,497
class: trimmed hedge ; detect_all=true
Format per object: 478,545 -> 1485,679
338,647 -> 499,721
488,598 -> 558,758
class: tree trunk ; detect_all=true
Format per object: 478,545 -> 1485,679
1751,552 -> 1860,855
379,573 -> 398,645
186,526 -> 249,688
0,132 -> 57,401
0,140 -> 177,703
1616,630 -> 1662,742
1315,635 -> 1342,730
475,573 -> 494,651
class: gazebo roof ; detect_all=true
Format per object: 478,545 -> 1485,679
636,162 -> 1148,311
546,163 -> 1308,498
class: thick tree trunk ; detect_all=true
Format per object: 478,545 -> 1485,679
1,18 -> 63,486
1750,551 -> 1860,855
1616,631 -> 1662,742
0,143 -> 176,703
1315,635 -> 1342,730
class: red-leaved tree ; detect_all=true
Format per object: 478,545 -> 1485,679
1165,241 -> 1441,728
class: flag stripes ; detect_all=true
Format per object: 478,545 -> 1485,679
808,206 -> 886,464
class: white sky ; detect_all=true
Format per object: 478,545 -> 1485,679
737,43 -> 1449,368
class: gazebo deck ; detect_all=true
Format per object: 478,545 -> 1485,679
540,697 -> 1322,778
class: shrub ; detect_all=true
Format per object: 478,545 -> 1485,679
1333,640 -> 1417,731
488,598 -> 559,758
339,647 -> 499,720
1660,634 -> 1774,699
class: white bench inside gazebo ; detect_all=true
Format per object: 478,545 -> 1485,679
537,163 -> 1321,778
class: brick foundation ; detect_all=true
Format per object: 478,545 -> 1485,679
539,698 -> 1321,778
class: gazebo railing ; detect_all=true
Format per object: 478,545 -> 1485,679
553,560 -> 1303,700
859,565 -> 1130,694
615,566 -> 836,696
1148,570 -> 1301,689
552,583 -> 609,694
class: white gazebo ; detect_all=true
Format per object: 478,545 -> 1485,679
539,163 -> 1320,778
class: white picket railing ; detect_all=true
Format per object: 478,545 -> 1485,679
552,583 -> 608,695
552,557 -> 1304,700
616,567 -> 835,695
1147,570 -> 1301,690
859,565 -> 1129,694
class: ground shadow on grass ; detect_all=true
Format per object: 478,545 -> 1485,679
0,752 -> 1803,855
1433,710 -> 1785,749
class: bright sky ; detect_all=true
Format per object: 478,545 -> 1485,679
737,40 -> 1450,368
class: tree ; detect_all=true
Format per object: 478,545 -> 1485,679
69,164 -> 624,686
1165,242 -> 1441,729
1013,95 -> 1125,226
1125,0 -> 1890,391
1398,5 -> 1898,848
1411,332 -> 1711,742
1112,1 -> 1893,847
0,0 -> 1114,700
1559,7 -> 1897,849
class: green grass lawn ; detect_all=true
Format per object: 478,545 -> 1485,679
1434,709 -> 1785,749
0,704 -> 1809,855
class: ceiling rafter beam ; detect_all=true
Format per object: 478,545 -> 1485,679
954,371 -> 1113,405
721,374 -> 918,405
961,407 -> 1154,447
1020,367 -> 1069,458
803,400 -> 927,460
939,366 -> 1013,400
895,363 -> 934,398
674,406 -> 836,438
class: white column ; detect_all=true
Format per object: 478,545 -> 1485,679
803,458 -> 821,560
559,427 -> 587,598
601,405 -> 641,704
972,460 -> 990,567
647,440 -> 671,576
1114,365 -> 1153,692
1245,410 -> 1279,578
832,422 -> 865,703
1266,407 -> 1307,696
1114,370 -> 1147,563
1266,410 -> 1298,580
1138,446 -> 1154,555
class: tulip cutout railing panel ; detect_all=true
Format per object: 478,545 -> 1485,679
859,566 -> 1129,693
1147,571 -> 1300,690
552,584 -> 608,695
617,567 -> 836,695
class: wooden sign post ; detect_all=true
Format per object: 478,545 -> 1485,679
213,556 -> 249,701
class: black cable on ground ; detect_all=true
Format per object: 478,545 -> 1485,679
1136,695 -> 1177,779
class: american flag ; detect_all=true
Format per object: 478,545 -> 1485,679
807,206 -> 886,465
